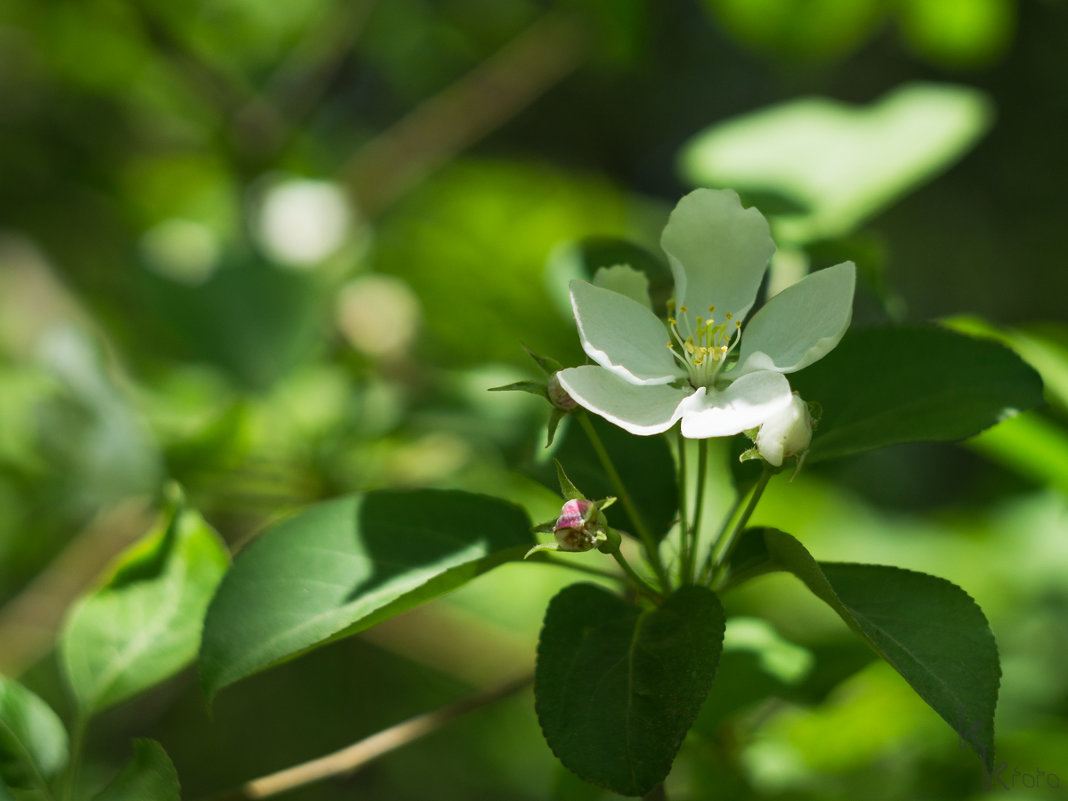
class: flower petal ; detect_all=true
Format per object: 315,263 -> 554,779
679,371 -> 793,438
555,366 -> 692,436
735,261 -> 855,377
660,189 -> 775,329
592,265 -> 652,309
570,280 -> 682,385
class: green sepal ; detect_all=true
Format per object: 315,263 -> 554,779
546,407 -> 566,448
555,459 -> 586,500
522,344 -> 564,375
488,380 -> 547,397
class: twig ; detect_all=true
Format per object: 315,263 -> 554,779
342,11 -> 586,217
205,674 -> 533,800
0,499 -> 154,676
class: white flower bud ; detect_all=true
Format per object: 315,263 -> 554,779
756,393 -> 812,467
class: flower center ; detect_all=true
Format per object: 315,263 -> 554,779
665,302 -> 742,388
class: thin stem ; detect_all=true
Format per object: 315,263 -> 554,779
684,439 -> 710,585
527,552 -> 630,583
675,430 -> 690,585
577,414 -> 670,590
60,714 -> 87,801
609,550 -> 663,602
203,675 -> 533,800
697,493 -> 745,585
708,469 -> 773,588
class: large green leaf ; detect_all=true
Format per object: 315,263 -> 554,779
726,528 -> 1000,768
0,676 -> 68,791
680,83 -> 991,242
91,740 -> 180,801
60,501 -> 230,717
535,584 -> 725,796
531,414 -> 679,541
200,490 -> 532,698
789,325 -> 1045,462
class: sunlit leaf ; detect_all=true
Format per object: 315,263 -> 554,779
60,500 -> 229,716
0,676 -> 68,791
968,414 -> 1068,497
789,325 -> 1045,462
727,527 -> 1000,768
200,490 -> 532,698
898,0 -> 1014,68
536,583 -> 725,796
374,160 -> 628,368
91,740 -> 180,801
680,83 -> 992,242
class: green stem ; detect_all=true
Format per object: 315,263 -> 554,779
684,438 -> 709,585
675,430 -> 690,584
708,468 -> 773,588
609,549 -> 663,602
577,414 -> 670,590
698,492 -> 744,585
528,552 -> 631,583
61,713 -> 87,801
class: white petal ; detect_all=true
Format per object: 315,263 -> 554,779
570,280 -> 682,386
592,265 -> 652,309
555,366 -> 692,436
735,261 -> 855,377
679,371 -> 793,438
660,189 -> 775,329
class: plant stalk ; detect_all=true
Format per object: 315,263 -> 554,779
577,414 -> 670,590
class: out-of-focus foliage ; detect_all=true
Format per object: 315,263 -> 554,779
0,0 -> 1065,798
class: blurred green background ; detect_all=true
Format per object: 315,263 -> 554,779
1,0 -> 1066,798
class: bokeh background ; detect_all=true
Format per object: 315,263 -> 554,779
1,0 -> 1066,798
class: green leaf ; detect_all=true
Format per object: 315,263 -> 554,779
60,501 -> 230,717
91,739 -> 180,801
727,528 -> 1000,768
789,325 -> 1045,462
200,490 -> 532,698
968,414 -> 1068,497
535,584 -> 725,796
531,415 -> 678,541
680,83 -> 991,242
0,676 -> 68,791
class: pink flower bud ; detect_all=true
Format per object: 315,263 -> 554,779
547,373 -> 578,411
553,498 -> 603,551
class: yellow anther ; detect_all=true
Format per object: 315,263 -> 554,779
666,342 -> 674,349
679,305 -> 688,312
725,311 -> 733,320
668,317 -> 676,325
708,305 -> 715,313
735,320 -> 741,328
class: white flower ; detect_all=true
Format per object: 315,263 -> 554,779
755,393 -> 813,467
555,189 -> 855,439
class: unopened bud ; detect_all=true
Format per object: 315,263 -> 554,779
756,393 -> 812,468
553,498 -> 607,551
547,373 -> 578,411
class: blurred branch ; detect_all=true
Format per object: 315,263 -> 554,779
0,499 -> 154,675
205,673 -> 533,800
342,11 -> 587,218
